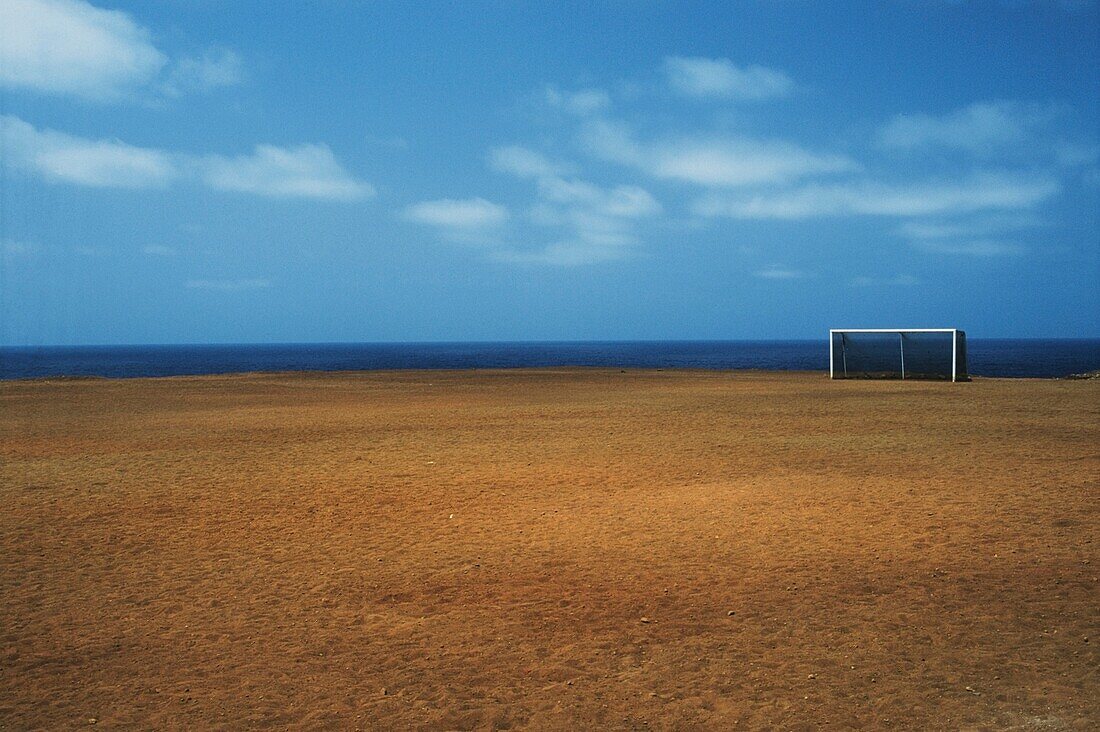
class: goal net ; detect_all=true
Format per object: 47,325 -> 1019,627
830,329 -> 967,381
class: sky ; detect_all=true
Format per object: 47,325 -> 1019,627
1,0 -> 1098,346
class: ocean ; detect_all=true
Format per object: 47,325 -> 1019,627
1,339 -> 1098,380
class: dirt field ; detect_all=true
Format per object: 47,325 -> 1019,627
1,369 -> 1097,730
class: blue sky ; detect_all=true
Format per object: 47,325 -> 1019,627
1,0 -> 1097,345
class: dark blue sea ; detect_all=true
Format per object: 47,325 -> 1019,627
1,340 -> 1098,380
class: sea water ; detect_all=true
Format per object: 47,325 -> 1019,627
2,339 -> 1098,380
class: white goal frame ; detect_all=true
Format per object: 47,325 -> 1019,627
829,328 -> 967,382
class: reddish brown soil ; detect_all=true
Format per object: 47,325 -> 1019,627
1,369 -> 1097,730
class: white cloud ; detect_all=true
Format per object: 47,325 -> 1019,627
910,239 -> 1024,256
896,221 -> 977,240
491,140 -> 658,213
544,86 -> 612,116
0,1 -> 246,102
528,204 -> 639,244
536,178 -> 661,218
2,240 -> 39,256
895,214 -> 1040,241
663,56 -> 793,100
185,278 -> 272,291
495,239 -> 628,267
404,198 -> 508,229
568,212 -> 636,247
850,274 -> 921,287
482,140 -> 663,265
201,144 -> 373,200
569,89 -> 612,115
694,172 -> 1059,219
602,186 -> 660,216
597,185 -> 662,218
877,101 -> 1058,155
1,115 -> 373,200
502,188 -> 660,265
163,48 -> 243,96
525,177 -> 659,263
895,216 -> 1033,257
578,119 -> 644,165
0,0 -> 167,100
650,139 -> 857,187
489,146 -> 573,179
581,119 -> 858,187
755,266 -> 812,280
0,114 -> 178,188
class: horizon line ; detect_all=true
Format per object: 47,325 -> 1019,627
4,335 -> 1100,349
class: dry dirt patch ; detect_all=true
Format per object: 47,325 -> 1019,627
1,370 -> 1097,729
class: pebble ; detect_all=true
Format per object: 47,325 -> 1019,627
640,617 -> 651,624
727,611 -> 736,616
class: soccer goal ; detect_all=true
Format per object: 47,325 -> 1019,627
830,329 -> 968,381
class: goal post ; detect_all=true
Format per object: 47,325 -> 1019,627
829,329 -> 968,381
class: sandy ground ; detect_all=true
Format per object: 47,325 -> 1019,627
0,369 -> 1097,730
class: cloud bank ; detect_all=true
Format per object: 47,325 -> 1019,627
0,115 -> 373,200
693,173 -> 1059,219
406,58 -> 1090,267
